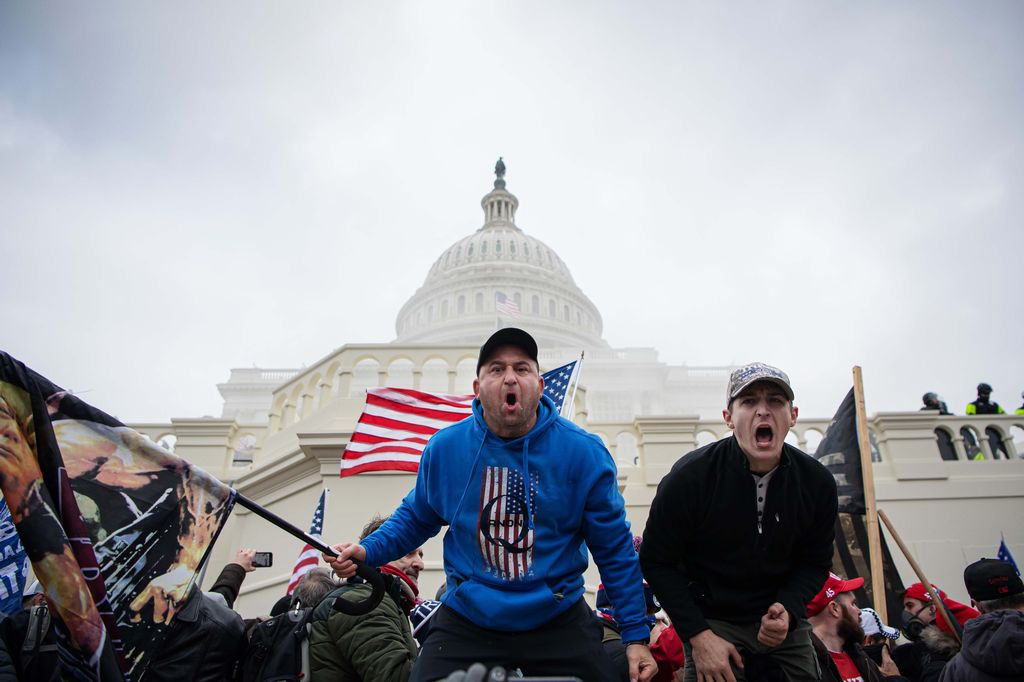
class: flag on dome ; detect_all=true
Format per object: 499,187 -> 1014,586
287,489 -> 328,595
495,291 -> 521,318
340,358 -> 584,476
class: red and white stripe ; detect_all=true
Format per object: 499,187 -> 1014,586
477,465 -> 534,580
341,387 -> 474,477
286,490 -> 328,595
286,545 -> 320,595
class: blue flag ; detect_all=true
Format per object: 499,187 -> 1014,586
998,536 -> 1019,573
0,496 -> 28,615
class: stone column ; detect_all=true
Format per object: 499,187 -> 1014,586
336,370 -> 353,398
634,416 -> 700,486
871,412 -> 949,480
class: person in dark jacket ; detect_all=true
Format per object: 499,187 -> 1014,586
309,514 -> 422,682
207,547 -> 258,609
939,558 -> 1024,681
641,362 -> 838,682
892,583 -> 977,682
142,584 -> 247,682
965,384 -> 1004,415
807,573 -> 907,682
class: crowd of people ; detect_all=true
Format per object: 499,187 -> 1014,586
2,328 -> 1021,681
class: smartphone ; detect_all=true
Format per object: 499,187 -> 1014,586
252,551 -> 273,568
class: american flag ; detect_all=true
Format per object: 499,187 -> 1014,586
339,359 -> 583,476
543,358 -> 581,418
495,292 -> 521,318
341,388 -> 475,477
478,465 -> 537,580
286,489 -> 328,595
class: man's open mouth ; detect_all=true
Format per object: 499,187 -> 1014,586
505,394 -> 518,407
755,425 -> 774,446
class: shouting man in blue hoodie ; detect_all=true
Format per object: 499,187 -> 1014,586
325,327 -> 657,682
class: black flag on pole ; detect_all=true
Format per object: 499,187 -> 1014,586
814,389 -> 865,514
814,388 -> 904,620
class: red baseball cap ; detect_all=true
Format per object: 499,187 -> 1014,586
807,573 -> 865,617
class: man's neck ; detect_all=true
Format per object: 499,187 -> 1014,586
812,622 -> 845,653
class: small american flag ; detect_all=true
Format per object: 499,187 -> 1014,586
998,535 -> 1019,573
495,292 -> 521,318
340,358 -> 584,476
478,465 -> 537,580
287,489 -> 328,595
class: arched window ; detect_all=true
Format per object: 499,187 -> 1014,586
514,292 -> 522,309
475,292 -> 484,312
428,305 -> 434,321
549,300 -> 556,318
531,295 -> 540,314
468,244 -> 474,257
496,240 -> 502,253
441,300 -> 449,319
457,295 -> 465,314
564,305 -> 570,321
481,241 -> 487,254
510,241 -> 516,255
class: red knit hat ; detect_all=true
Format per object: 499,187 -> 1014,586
901,582 -> 979,634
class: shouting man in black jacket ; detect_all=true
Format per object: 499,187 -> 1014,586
641,362 -> 838,682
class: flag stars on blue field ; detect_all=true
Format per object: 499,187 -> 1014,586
542,360 -> 578,415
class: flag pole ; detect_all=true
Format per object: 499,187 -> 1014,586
565,351 -> 584,420
852,366 -> 887,622
234,493 -> 384,616
878,509 -> 962,644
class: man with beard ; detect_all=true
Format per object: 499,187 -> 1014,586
641,362 -> 838,682
807,573 -> 906,682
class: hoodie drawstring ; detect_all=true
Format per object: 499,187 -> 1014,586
521,438 -> 534,530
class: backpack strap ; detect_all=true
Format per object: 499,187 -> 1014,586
21,603 -> 55,677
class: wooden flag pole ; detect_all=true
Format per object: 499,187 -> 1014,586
878,509 -> 961,644
852,366 -> 887,622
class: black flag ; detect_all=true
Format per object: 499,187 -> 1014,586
814,388 -> 904,619
814,389 -> 865,514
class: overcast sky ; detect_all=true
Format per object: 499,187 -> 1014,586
2,1 -> 1022,423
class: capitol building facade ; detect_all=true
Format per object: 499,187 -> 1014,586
132,162 -> 1024,618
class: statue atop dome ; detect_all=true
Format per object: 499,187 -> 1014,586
494,157 -> 506,189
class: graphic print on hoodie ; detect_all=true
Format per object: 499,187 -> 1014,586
477,465 -> 538,580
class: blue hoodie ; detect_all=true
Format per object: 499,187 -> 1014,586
361,394 -> 650,643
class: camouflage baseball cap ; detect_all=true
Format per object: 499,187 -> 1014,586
726,362 -> 795,405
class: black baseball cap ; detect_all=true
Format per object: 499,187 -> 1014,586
476,327 -> 539,374
964,558 -> 1023,602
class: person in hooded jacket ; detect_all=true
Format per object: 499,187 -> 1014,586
324,328 -> 657,682
939,558 -> 1024,682
309,515 -> 422,682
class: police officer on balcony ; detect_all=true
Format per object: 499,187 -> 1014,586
966,383 -> 1004,415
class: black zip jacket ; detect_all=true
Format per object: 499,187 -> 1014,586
640,436 -> 838,640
